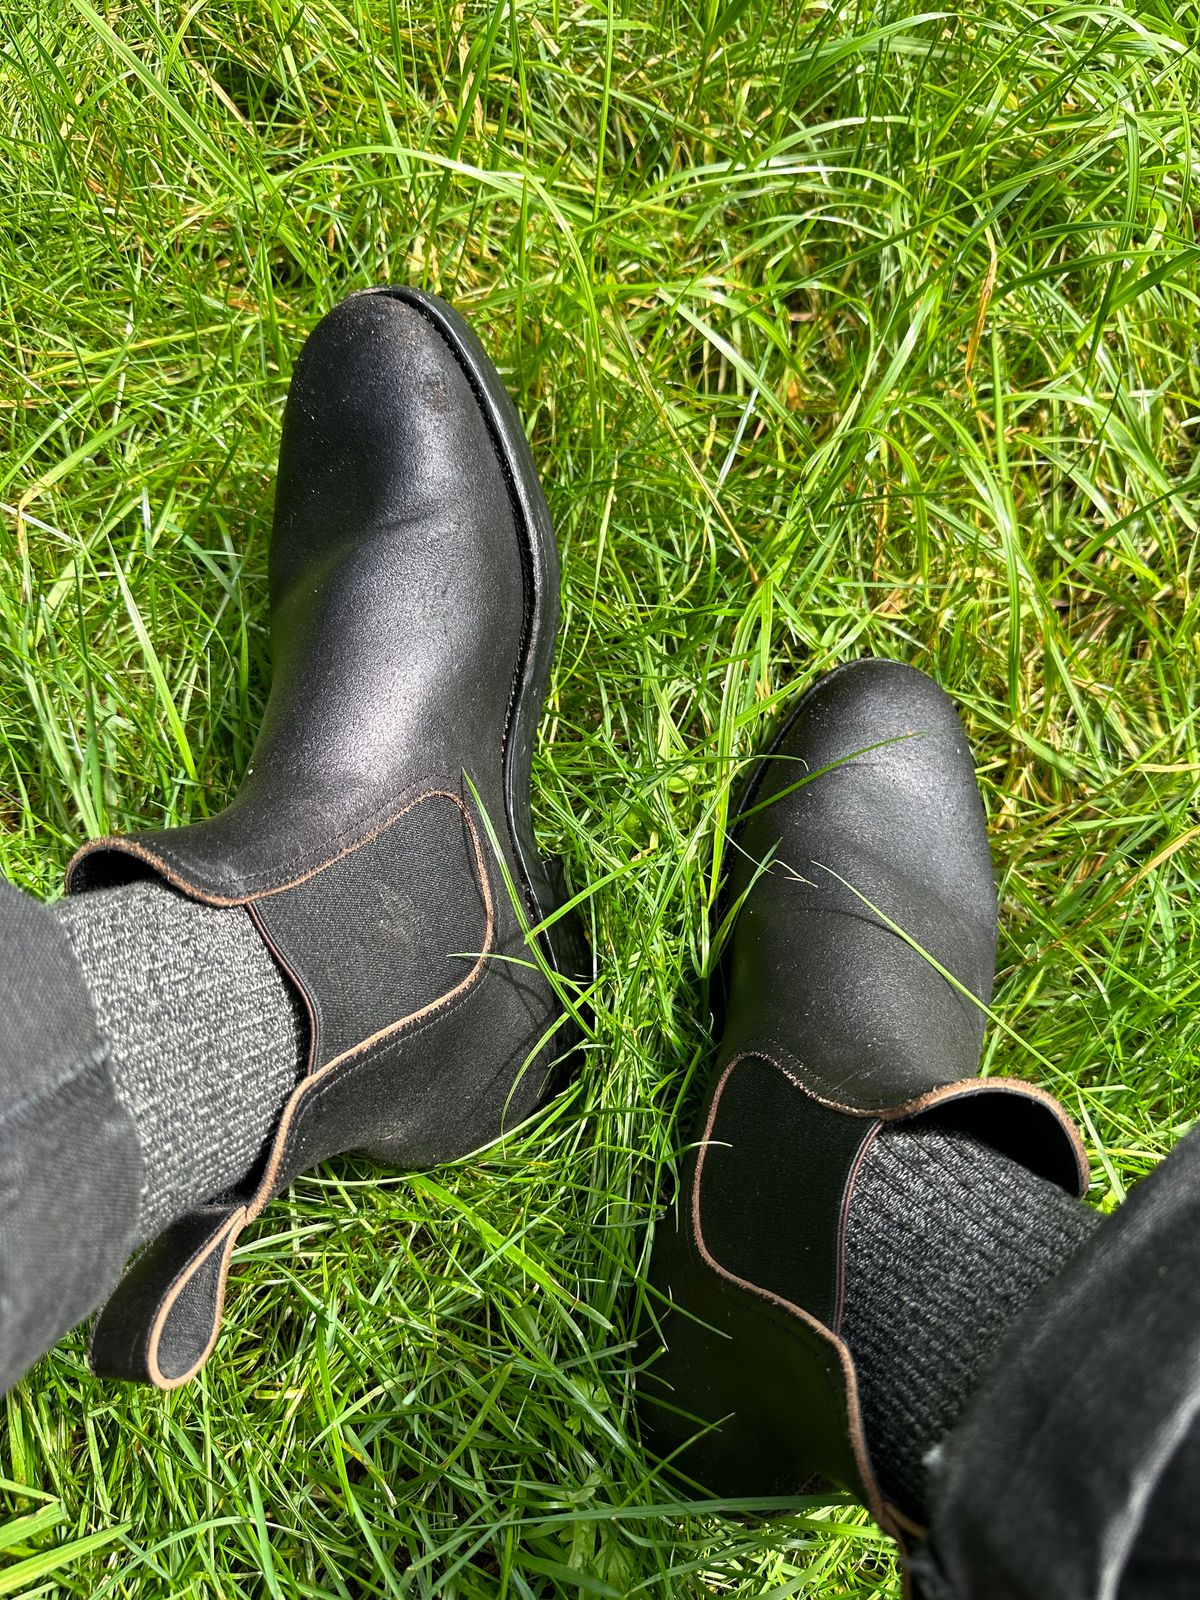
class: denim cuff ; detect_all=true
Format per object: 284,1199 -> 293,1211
911,1122 -> 1200,1600
0,878 -> 141,1392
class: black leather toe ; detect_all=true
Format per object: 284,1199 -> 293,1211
722,658 -> 997,1109
273,290 -> 510,571
257,290 -> 526,859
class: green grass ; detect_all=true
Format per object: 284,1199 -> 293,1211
1,0 -> 1199,1593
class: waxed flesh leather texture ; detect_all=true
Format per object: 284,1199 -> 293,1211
71,287 -> 585,1386
721,658 -> 998,1108
642,660 -> 1086,1528
70,289 -> 526,901
910,1120 -> 1200,1600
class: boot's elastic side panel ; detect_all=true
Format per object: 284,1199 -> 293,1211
252,792 -> 489,1065
699,1055 -> 872,1327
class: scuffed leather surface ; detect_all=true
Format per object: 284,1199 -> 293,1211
910,1122 -> 1200,1600
69,290 -> 524,901
722,659 -> 997,1109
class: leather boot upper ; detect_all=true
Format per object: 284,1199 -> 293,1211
723,658 -> 996,1107
67,288 -> 585,1388
718,659 -> 1083,1184
642,659 -> 1087,1538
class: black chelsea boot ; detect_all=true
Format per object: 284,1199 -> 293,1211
638,658 -> 1086,1541
67,288 -> 588,1389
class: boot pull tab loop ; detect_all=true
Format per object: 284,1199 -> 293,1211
88,1202 -> 247,1388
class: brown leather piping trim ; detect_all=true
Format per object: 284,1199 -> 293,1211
692,1057 -> 897,1538
67,836 -> 247,906
884,1073 -> 1090,1193
729,1043 -> 1090,1196
138,791 -> 497,1389
66,832 -> 246,908
145,1213 -> 244,1391
65,786 -> 474,908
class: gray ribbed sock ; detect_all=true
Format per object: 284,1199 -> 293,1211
841,1125 -> 1101,1521
56,880 -> 305,1243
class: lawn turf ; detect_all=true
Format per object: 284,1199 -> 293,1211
1,1 -> 1199,1594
